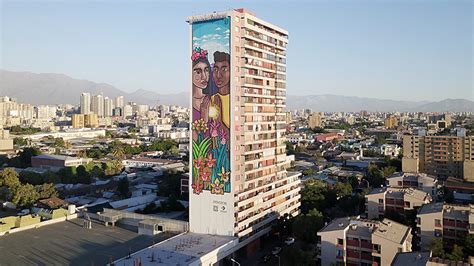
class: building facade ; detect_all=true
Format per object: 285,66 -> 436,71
365,187 -> 432,220
80,93 -> 91,114
188,8 -> 301,246
402,135 -> 474,182
417,203 -> 473,250
317,217 -> 412,266
386,172 -> 438,197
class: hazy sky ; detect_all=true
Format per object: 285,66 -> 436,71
1,0 -> 472,101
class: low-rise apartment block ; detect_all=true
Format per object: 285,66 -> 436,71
317,217 -> 412,266
366,187 -> 432,220
386,172 -> 438,197
416,203 -> 473,250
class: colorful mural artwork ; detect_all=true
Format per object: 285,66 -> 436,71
191,17 -> 231,195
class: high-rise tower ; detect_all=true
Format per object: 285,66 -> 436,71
188,8 -> 301,245
80,93 -> 91,114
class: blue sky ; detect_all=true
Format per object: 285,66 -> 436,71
1,0 -> 472,101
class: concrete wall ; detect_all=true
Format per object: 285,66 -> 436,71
101,209 -> 189,233
463,161 -> 474,182
402,158 -> 419,173
417,211 -> 442,250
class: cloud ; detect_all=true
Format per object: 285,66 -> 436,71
192,37 -> 201,41
224,29 -> 230,33
215,27 -> 222,31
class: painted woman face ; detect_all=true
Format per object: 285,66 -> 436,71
192,62 -> 210,89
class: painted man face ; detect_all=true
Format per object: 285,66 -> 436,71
213,61 -> 230,89
192,62 -> 209,89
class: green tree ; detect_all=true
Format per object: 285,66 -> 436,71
445,245 -> 464,261
117,177 -> 130,198
52,138 -> 66,148
375,136 -> 386,145
16,147 -> 41,168
381,166 -> 396,178
36,183 -> 58,199
333,182 -> 352,199
12,183 -> 39,208
300,179 -> 327,213
281,246 -> 313,266
366,165 -> 385,188
302,168 -> 316,176
461,234 -> 474,259
292,208 -> 324,243
0,168 -> 21,190
429,238 -> 445,258
13,137 -> 28,147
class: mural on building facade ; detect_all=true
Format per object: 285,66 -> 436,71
191,17 -> 231,195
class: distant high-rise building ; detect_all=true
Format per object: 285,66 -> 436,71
188,8 -> 301,247
72,113 -> 98,128
80,93 -> 91,114
104,97 -> 114,117
91,94 -> 104,117
35,105 -> 57,120
308,112 -> 322,129
403,135 -> 474,182
384,116 -> 398,129
123,104 -> 133,118
71,114 -> 85,128
115,96 -> 124,109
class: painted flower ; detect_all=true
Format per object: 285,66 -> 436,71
192,182 -> 203,195
205,154 -> 216,168
192,119 -> 208,133
200,167 -> 211,182
209,120 -> 219,138
217,166 -> 230,182
193,158 -> 205,170
191,47 -> 208,62
211,178 -> 224,195
220,129 -> 227,145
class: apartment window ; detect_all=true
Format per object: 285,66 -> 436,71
235,16 -> 240,22
404,201 -> 411,208
434,229 -> 442,237
378,199 -> 384,204
435,219 -> 441,227
373,244 -> 381,253
266,80 -> 270,86
235,26 -> 240,32
337,238 -> 343,245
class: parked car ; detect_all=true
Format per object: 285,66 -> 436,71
284,237 -> 295,245
17,209 -> 30,216
271,246 -> 282,255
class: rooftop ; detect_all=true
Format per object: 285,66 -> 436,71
372,219 -> 411,244
0,218 -> 174,265
391,251 -> 431,266
113,232 -> 238,265
319,217 -> 411,244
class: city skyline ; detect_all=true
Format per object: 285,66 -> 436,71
1,0 -> 472,102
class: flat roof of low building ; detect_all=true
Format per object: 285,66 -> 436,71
113,232 -> 238,265
392,251 -> 431,266
0,218 -> 174,265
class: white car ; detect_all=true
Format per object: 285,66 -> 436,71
284,237 -> 295,245
271,246 -> 282,255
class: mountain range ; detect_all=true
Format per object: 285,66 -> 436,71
1,70 -> 472,112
